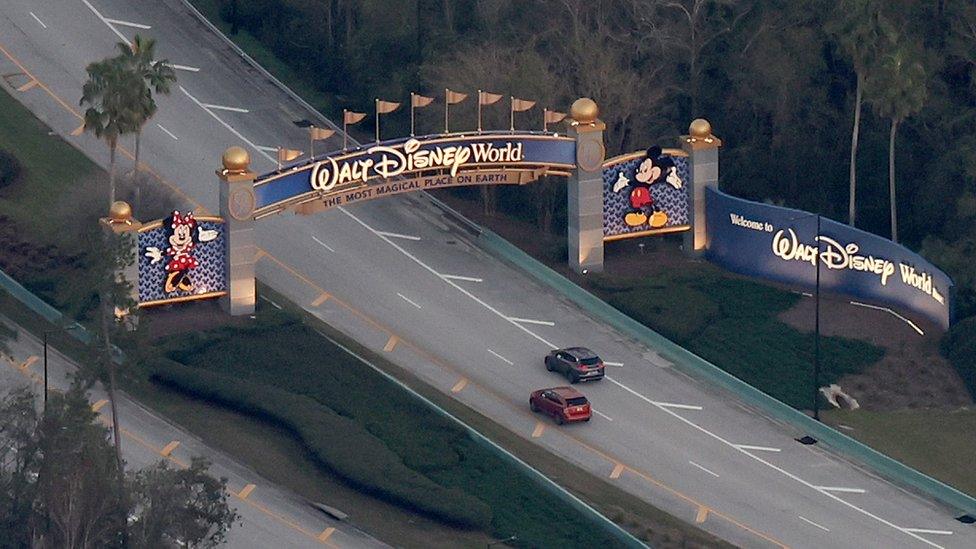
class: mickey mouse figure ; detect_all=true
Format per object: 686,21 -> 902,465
612,146 -> 682,228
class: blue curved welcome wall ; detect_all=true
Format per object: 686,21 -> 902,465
251,132 -> 577,217
705,187 -> 953,331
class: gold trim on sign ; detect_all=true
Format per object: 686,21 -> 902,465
603,225 -> 691,242
137,291 -> 228,308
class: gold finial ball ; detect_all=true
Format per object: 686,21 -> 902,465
109,201 -> 132,222
689,118 -> 712,139
222,146 -> 250,172
570,98 -> 599,124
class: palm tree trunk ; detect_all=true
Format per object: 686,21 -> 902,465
889,118 -> 899,243
133,129 -> 141,176
109,140 -> 117,207
99,295 -> 123,472
849,74 -> 862,226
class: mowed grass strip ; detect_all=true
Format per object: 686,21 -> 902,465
155,311 -> 624,547
824,408 -> 976,497
0,88 -> 97,237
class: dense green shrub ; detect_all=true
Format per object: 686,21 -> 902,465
0,149 -> 22,189
943,317 -> 976,399
147,357 -> 493,528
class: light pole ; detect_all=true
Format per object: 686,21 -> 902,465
43,324 -> 82,410
786,211 -> 823,421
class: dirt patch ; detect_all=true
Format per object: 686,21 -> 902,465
778,296 -> 971,411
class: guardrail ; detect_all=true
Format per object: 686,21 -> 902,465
453,219 -> 976,518
0,269 -> 128,363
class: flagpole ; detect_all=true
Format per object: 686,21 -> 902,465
510,96 -> 515,132
410,93 -> 416,137
343,110 -> 348,150
309,130 -> 314,159
375,99 -> 380,142
477,90 -> 483,132
543,108 -> 547,133
444,88 -> 449,133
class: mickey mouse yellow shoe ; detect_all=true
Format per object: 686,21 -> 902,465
650,211 -> 668,228
624,211 -> 648,227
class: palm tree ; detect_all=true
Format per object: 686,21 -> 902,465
80,57 -> 142,207
828,0 -> 893,227
869,41 -> 927,243
115,35 -> 177,177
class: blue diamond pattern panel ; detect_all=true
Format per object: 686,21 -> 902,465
138,219 -> 227,304
603,152 -> 690,238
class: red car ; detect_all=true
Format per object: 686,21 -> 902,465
529,387 -> 592,424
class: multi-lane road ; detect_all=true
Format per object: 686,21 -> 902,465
1,1 -> 973,547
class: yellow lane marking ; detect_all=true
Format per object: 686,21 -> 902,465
610,463 -> 625,479
531,421 -> 545,438
451,378 -> 468,393
92,399 -> 109,412
16,79 -> 38,92
70,123 -> 85,136
310,292 -> 331,307
317,527 -> 335,542
160,440 -> 181,457
696,505 -> 709,524
238,483 -> 256,500
254,249 -> 267,260
383,335 -> 398,352
19,355 -> 39,370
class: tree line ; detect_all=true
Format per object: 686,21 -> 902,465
216,0 -> 976,322
0,383 -> 238,548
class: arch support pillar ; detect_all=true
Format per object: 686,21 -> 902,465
567,98 -> 606,274
217,147 -> 257,316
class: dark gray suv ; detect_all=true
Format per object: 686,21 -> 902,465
544,347 -> 605,383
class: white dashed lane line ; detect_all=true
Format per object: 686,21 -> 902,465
311,236 -> 335,252
201,103 -> 250,113
487,349 -> 513,365
156,124 -> 178,140
104,18 -> 151,29
816,486 -> 866,494
81,0 -> 128,42
732,444 -> 781,453
798,516 -> 830,532
179,86 -> 274,165
603,361 -> 624,367
592,409 -> 613,422
29,12 -> 47,29
506,317 -> 555,327
441,274 -> 483,283
165,63 -> 201,73
376,231 -> 421,241
397,293 -> 422,309
688,461 -> 720,478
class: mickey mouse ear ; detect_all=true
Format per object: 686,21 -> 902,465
646,146 -> 662,159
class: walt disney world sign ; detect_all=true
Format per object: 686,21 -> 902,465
250,133 -> 577,218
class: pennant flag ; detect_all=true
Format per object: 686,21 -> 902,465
277,147 -> 302,164
376,99 -> 401,114
544,109 -> 567,124
479,91 -> 503,105
511,97 -> 536,112
412,94 -> 435,108
309,126 -> 335,141
344,110 -> 366,125
446,88 -> 468,104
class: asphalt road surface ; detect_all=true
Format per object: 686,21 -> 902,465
0,316 -> 387,549
1,1 -> 973,547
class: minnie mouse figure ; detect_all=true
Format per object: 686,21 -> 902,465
612,146 -> 682,228
145,210 -> 219,294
